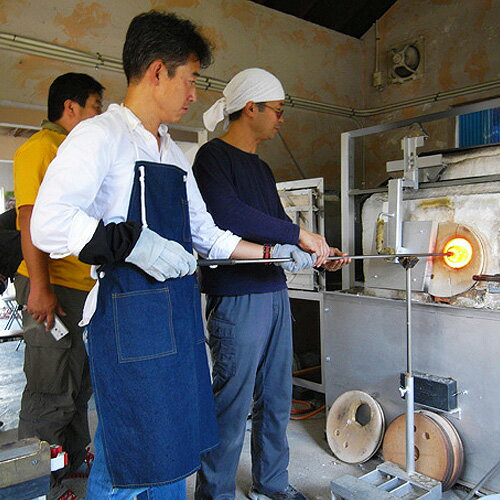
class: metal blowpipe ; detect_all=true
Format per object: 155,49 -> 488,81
197,252 -> 452,267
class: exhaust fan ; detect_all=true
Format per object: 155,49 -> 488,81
389,37 -> 424,84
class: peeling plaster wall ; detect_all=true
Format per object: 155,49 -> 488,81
0,0 -> 363,193
360,0 -> 500,189
0,0 -> 498,196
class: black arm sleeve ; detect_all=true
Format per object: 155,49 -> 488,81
79,220 -> 142,265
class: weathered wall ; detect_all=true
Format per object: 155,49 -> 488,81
0,0 -> 363,192
0,0 -> 498,194
359,0 -> 500,189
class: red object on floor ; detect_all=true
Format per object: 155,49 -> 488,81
50,444 -> 63,458
50,444 -> 68,472
57,489 -> 78,500
85,447 -> 94,469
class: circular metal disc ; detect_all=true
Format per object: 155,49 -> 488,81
429,222 -> 484,298
326,390 -> 385,464
419,410 -> 464,490
382,412 -> 453,483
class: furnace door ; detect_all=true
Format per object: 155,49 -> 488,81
276,177 -> 325,291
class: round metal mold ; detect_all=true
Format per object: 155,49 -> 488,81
419,410 -> 464,490
382,411 -> 464,490
326,390 -> 385,464
429,222 -> 484,298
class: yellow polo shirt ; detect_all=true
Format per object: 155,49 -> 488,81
13,122 -> 95,292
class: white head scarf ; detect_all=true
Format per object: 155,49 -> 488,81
203,68 -> 285,131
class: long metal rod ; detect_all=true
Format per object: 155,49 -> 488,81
405,264 -> 415,474
406,266 -> 413,376
197,252 -> 450,267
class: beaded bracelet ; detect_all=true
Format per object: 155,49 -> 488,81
263,244 -> 273,264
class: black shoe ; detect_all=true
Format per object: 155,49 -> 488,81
248,485 -> 307,500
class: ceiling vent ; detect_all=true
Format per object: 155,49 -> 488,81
388,37 -> 424,84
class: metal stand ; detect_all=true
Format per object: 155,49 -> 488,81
402,257 -> 417,476
330,258 -> 442,499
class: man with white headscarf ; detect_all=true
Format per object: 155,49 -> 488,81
194,68 -> 348,500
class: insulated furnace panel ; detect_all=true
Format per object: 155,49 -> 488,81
322,291 -> 500,492
277,178 -> 325,291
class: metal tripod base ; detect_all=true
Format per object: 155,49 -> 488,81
330,461 -> 442,500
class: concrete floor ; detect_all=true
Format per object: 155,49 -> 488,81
0,334 -> 480,499
31,408 -> 468,500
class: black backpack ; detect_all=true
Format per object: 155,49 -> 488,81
0,209 -> 22,293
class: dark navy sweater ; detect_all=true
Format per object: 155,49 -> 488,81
193,138 -> 300,296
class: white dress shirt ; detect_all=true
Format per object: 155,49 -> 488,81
32,104 -> 241,324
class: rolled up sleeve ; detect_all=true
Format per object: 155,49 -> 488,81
31,122 -> 109,258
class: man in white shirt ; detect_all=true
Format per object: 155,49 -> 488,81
31,10 -> 323,499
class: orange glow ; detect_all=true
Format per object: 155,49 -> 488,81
443,238 -> 473,269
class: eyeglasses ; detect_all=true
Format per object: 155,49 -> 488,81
262,104 -> 284,119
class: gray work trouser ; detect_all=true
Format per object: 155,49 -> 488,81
195,289 -> 293,500
14,274 -> 92,484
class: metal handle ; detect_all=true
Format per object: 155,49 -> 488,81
472,274 -> 500,282
197,252 -> 451,267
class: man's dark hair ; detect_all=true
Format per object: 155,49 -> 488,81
48,73 -> 104,122
123,10 -> 213,84
228,102 -> 266,122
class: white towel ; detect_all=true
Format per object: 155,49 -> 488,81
203,68 -> 285,131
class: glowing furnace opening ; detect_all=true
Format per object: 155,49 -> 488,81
443,238 -> 473,269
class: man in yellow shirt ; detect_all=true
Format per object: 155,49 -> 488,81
13,72 -> 104,491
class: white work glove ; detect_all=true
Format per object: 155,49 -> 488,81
273,244 -> 316,273
125,227 -> 197,281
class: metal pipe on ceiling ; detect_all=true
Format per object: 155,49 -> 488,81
0,100 -> 46,111
0,33 -> 123,72
1,32 -> 499,119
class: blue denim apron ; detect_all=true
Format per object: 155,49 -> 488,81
87,158 -> 219,488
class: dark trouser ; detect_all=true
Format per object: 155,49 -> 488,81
14,274 -> 92,484
195,289 -> 293,500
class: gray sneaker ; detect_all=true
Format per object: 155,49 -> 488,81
248,485 -> 307,500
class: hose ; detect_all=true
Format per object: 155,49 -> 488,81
291,399 -> 313,415
291,403 -> 326,421
293,365 -> 321,376
290,399 -> 326,420
291,366 -> 323,420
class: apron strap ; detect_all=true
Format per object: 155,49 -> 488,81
121,105 -> 149,230
138,165 -> 148,229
